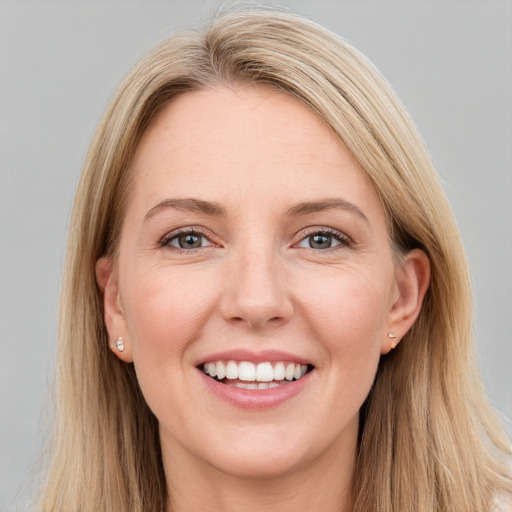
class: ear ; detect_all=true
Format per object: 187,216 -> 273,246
382,248 -> 430,354
96,256 -> 133,363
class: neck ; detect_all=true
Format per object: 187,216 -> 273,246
162,421 -> 357,512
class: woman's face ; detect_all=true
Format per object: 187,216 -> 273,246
98,85 -> 427,479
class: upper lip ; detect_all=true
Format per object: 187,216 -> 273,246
195,349 -> 313,367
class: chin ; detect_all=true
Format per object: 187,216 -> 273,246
209,448 -> 310,481
192,424 -> 325,481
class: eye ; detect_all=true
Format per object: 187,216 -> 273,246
161,229 -> 213,250
295,230 -> 350,250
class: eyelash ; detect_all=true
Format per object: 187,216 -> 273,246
295,227 -> 352,251
159,227 -> 217,252
159,227 -> 352,252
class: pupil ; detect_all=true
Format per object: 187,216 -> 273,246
310,234 -> 331,249
179,234 -> 201,248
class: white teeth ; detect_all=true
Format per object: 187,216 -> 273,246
285,362 -> 295,381
256,362 -> 274,382
239,361 -> 256,382
202,360 -> 311,384
207,362 -> 217,377
216,361 -> 226,380
225,360 -> 238,379
235,382 -> 258,389
273,362 -> 285,380
227,381 -> 288,389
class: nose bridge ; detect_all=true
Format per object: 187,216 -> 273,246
221,236 -> 292,330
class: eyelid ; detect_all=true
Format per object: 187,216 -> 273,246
159,226 -> 220,249
158,225 -> 351,252
293,226 -> 352,249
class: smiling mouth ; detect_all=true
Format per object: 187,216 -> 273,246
200,360 -> 314,389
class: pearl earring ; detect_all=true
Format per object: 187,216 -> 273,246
114,337 -> 125,352
387,332 -> 397,349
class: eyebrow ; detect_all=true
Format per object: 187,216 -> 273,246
145,198 -> 225,221
286,198 -> 369,223
144,196 -> 368,223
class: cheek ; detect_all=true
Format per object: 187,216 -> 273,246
119,265 -> 221,418
302,263 -> 392,376
303,263 -> 392,337
121,265 -> 218,363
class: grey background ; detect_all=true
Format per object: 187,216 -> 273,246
1,1 -> 511,509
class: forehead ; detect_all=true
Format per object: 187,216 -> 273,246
128,85 -> 383,220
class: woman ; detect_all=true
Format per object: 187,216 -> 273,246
37,6 -> 511,511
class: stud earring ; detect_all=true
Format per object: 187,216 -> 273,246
113,337 -> 125,352
387,332 -> 397,349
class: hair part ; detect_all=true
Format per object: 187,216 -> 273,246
37,6 -> 511,511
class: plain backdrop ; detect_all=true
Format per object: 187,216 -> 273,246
1,1 -> 511,509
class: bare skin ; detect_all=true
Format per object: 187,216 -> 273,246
96,85 -> 430,512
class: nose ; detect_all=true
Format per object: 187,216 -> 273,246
220,245 -> 293,331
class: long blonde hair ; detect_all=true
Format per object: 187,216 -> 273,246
38,6 -> 511,511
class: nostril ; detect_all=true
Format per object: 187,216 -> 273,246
227,314 -> 287,330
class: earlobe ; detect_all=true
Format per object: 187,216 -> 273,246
382,248 -> 430,354
95,256 -> 133,363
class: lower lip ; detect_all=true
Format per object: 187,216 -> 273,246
198,370 -> 312,410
